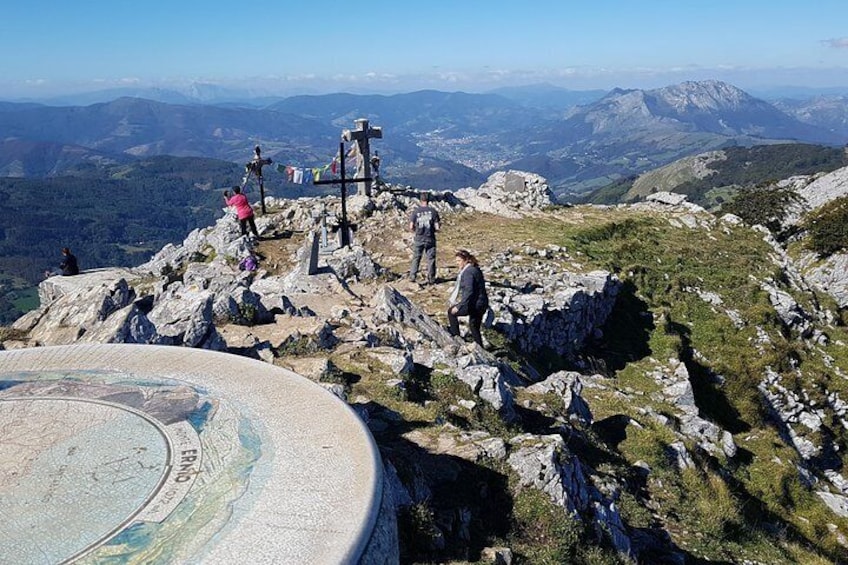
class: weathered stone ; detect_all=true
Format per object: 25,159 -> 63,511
367,347 -> 415,377
646,191 -> 688,206
455,170 -> 556,218
490,270 -> 619,360
80,303 -> 158,344
455,364 -> 515,419
480,546 -> 514,565
326,245 -> 383,281
212,285 -> 272,326
818,492 -> 848,518
668,441 -> 695,470
38,268 -> 138,306
525,371 -> 593,423
802,252 -> 848,309
371,285 -> 460,351
508,434 -> 589,514
147,285 -> 225,350
27,278 -> 137,346
761,280 -> 813,336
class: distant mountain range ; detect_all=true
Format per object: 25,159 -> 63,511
773,95 -> 848,138
1,80 -> 847,195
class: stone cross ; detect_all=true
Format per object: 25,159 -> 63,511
342,118 -> 382,197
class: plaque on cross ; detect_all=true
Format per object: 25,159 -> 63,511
342,118 -> 383,197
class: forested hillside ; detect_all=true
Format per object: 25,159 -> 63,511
582,144 -> 848,206
0,156 -> 242,322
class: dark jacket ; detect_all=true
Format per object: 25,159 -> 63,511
456,264 -> 488,315
60,253 -> 79,276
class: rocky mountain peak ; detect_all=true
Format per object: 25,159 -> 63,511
653,79 -> 755,112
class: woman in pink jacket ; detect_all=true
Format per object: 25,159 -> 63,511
223,186 -> 259,238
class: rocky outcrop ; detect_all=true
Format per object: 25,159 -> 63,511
371,285 -> 459,351
525,371 -> 593,424
800,251 -> 848,309
455,170 -> 556,218
18,275 -> 145,346
508,433 -> 632,556
649,359 -> 737,459
796,165 -> 848,214
370,284 -> 517,419
326,244 -> 384,281
488,264 -> 620,359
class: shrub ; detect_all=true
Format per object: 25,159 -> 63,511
804,196 -> 848,256
720,183 -> 800,233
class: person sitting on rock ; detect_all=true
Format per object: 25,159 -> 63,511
45,247 -> 80,278
447,248 -> 489,347
224,186 -> 259,239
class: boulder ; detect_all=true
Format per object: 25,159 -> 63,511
525,371 -> 593,423
508,434 -> 590,514
371,285 -> 460,351
490,270 -> 619,359
455,170 -> 556,218
326,245 -> 383,281
27,278 -> 137,346
146,285 -> 226,350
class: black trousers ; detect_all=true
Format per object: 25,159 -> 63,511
239,216 -> 258,237
447,305 -> 483,346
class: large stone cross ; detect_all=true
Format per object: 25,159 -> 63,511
342,118 -> 382,197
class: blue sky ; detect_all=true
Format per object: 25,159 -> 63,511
3,0 -> 848,98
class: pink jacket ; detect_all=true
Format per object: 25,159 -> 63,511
226,193 -> 254,220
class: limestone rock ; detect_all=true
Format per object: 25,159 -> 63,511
146,285 -> 226,350
326,245 -> 383,281
371,285 -> 459,351
801,252 -> 848,309
38,268 -> 138,306
646,191 -> 688,206
27,278 -> 137,346
818,492 -> 848,518
367,347 -> 415,377
489,270 -> 619,360
79,303 -> 159,344
455,364 -> 515,419
525,371 -> 593,423
480,546 -> 514,565
455,170 -> 556,218
507,434 -> 590,514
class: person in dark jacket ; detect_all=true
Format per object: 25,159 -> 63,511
447,248 -> 489,346
59,247 -> 79,276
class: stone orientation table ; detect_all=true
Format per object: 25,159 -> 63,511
0,344 -> 389,564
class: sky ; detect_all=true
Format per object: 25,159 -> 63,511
3,0 -> 848,100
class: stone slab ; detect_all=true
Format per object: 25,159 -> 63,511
0,344 -> 384,564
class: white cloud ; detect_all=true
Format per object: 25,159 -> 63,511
824,38 -> 848,49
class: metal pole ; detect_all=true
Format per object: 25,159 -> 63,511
259,173 -> 267,214
339,141 -> 350,248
